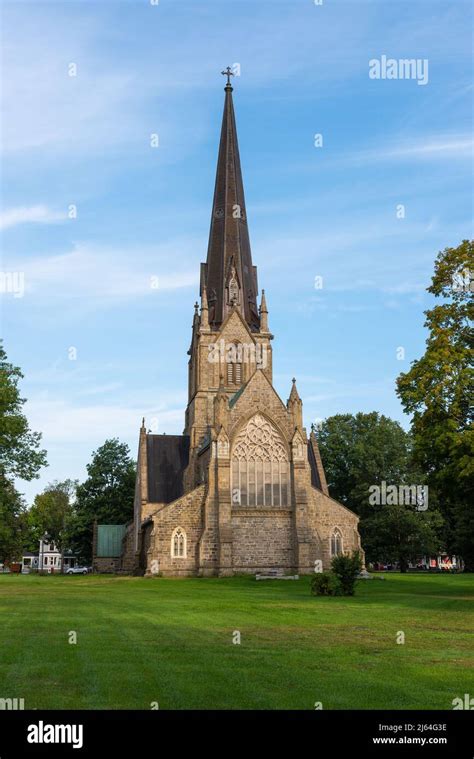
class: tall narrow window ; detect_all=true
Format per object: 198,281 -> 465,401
235,361 -> 242,384
226,343 -> 242,386
331,529 -> 343,557
231,414 -> 289,507
171,527 -> 187,558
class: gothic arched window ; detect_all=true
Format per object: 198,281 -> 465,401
231,414 -> 289,507
171,527 -> 187,558
226,343 -> 242,386
331,528 -> 343,557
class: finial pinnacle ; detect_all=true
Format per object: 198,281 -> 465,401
221,66 -> 234,89
292,377 -> 296,384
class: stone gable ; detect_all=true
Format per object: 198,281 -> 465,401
119,82 -> 363,579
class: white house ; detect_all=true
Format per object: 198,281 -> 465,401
22,539 -> 78,573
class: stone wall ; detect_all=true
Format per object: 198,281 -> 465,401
231,509 -> 294,572
121,523 -> 137,574
308,486 -> 362,570
93,557 -> 121,573
147,485 -> 206,576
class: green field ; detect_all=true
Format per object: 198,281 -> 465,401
0,573 -> 472,710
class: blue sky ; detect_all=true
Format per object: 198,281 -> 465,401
1,0 -> 472,504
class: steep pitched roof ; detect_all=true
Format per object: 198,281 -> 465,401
308,432 -> 329,495
200,78 -> 260,332
147,435 -> 190,503
228,367 -> 288,413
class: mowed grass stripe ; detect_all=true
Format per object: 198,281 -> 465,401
0,574 -> 472,709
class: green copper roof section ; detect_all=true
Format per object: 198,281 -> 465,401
96,524 -> 127,557
229,382 -> 247,408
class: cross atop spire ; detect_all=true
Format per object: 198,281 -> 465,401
200,74 -> 260,332
221,66 -> 234,89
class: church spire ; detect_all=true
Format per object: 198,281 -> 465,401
200,69 -> 260,332
288,377 -> 303,429
200,285 -> 209,331
259,289 -> 269,332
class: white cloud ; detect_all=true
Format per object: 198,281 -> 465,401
17,396 -> 186,504
255,221 -> 436,299
351,135 -> 473,164
0,7 -> 188,156
6,240 -> 200,299
0,205 -> 67,231
26,398 -> 184,445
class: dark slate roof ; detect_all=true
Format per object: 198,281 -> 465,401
201,82 -> 260,332
308,440 -> 323,491
147,435 -> 190,504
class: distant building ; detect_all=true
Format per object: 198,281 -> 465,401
21,552 -> 39,572
21,539 -> 78,573
410,555 -> 463,571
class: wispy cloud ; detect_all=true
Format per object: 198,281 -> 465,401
350,135 -> 473,164
0,205 -> 67,231
26,398 -> 184,444
6,241 -> 200,299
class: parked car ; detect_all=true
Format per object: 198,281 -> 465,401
66,566 -> 90,575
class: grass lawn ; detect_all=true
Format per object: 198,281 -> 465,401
0,572 -> 472,710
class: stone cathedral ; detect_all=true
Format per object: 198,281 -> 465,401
122,71 -> 362,577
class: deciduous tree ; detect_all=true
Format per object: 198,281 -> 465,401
0,342 -> 47,561
317,412 -> 420,520
396,240 -> 473,569
0,342 -> 47,480
68,439 -> 135,561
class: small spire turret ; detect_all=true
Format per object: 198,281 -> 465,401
259,289 -> 269,331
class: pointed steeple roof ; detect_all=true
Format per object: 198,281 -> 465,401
259,289 -> 269,331
201,70 -> 260,332
289,377 -> 301,403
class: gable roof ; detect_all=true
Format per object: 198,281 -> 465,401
229,367 -> 288,414
308,433 -> 329,495
147,435 -> 190,503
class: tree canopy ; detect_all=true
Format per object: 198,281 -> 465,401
317,411 -> 443,569
68,439 -> 136,561
396,240 -> 473,568
27,479 -> 77,552
317,411 -> 419,520
0,342 -> 47,562
0,342 -> 47,480
0,472 -> 29,562
362,504 -> 443,572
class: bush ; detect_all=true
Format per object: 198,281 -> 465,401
331,551 -> 363,596
310,571 -> 343,596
